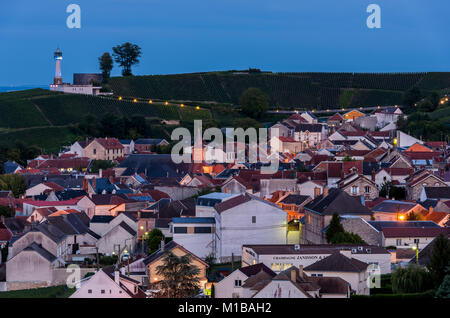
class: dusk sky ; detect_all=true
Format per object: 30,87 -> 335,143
1,0 -> 449,86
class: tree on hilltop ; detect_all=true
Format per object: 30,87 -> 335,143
99,52 -> 113,82
112,42 -> 142,76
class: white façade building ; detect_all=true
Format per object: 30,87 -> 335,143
195,192 -> 239,217
171,217 -> 216,259
214,193 -> 288,263
241,244 -> 391,275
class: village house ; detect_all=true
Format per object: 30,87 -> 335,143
214,193 -> 288,262
118,139 -> 135,156
275,193 -> 312,221
337,173 -> 378,201
134,138 -> 169,152
70,266 -> 146,298
83,138 -> 124,161
406,170 -> 447,200
241,243 -> 391,275
171,217 -> 216,259
303,252 -> 370,295
371,200 -> 428,221
143,241 -> 208,291
302,188 -> 373,244
214,263 -> 276,298
381,227 -> 450,249
251,266 -> 350,298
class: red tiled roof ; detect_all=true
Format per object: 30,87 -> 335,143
278,136 -> 296,143
328,113 -> 344,121
340,131 -> 367,137
382,227 -> 450,238
425,141 -> 447,148
23,199 -> 80,207
403,152 -> 441,160
368,131 -> 391,137
215,193 -> 252,213
365,197 -> 387,209
383,168 -> 414,176
43,182 -> 64,191
0,222 -> 13,242
37,158 -> 91,170
94,138 -> 124,150
424,211 -> 449,224
140,190 -> 170,201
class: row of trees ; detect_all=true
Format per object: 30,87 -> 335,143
77,113 -> 151,139
402,87 -> 446,113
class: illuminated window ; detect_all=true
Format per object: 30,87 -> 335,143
282,263 -> 293,270
271,263 -> 282,271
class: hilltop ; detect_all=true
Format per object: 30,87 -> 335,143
1,71 -> 450,153
108,71 -> 450,109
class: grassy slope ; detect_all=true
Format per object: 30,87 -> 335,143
1,72 -> 449,153
0,285 -> 75,298
108,72 -> 450,108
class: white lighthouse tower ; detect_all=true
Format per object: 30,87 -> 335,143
53,48 -> 63,85
49,48 -> 104,95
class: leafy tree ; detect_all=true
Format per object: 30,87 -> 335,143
210,283 -> 215,298
239,87 -> 269,119
89,160 -> 115,173
99,112 -> 124,137
112,42 -> 142,76
99,52 -> 113,82
391,264 -> 433,293
147,228 -> 164,255
402,87 -> 422,109
232,118 -> 261,130
0,206 -> 15,218
326,213 -> 344,243
0,174 -> 27,197
427,234 -> 450,288
330,231 -> 366,244
427,91 -> 441,109
326,213 -> 366,244
406,211 -> 423,221
204,252 -> 216,275
155,252 -> 201,298
379,181 -> 406,200
417,99 -> 435,112
435,275 -> 450,298
130,115 -> 147,136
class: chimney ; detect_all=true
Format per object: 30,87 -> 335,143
429,206 -> 434,214
323,187 -> 329,197
371,169 -> 375,182
298,265 -> 303,278
99,169 -> 103,178
114,269 -> 120,285
137,210 -> 141,219
160,239 -> 165,251
290,268 -> 297,282
440,169 -> 444,180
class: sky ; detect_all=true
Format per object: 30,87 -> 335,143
0,0 -> 449,86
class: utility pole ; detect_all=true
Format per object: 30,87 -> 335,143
95,247 -> 100,272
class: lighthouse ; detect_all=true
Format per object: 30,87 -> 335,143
53,48 -> 63,85
49,48 -> 105,95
